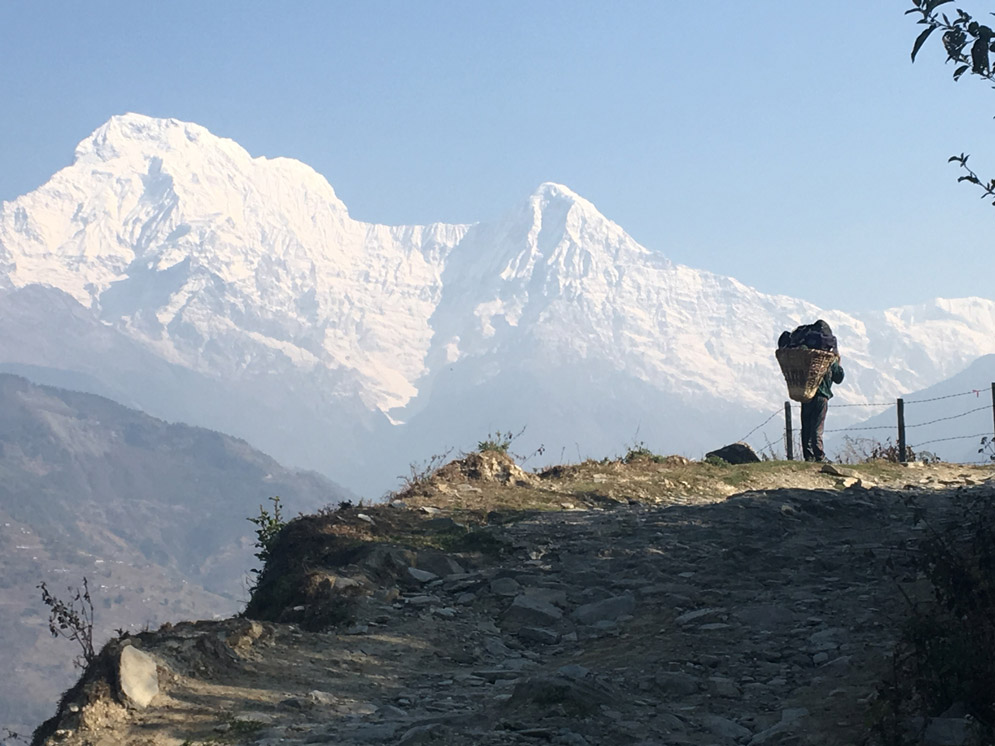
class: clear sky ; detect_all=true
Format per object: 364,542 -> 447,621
1,1 -> 993,312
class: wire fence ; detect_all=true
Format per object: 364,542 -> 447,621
737,383 -> 995,464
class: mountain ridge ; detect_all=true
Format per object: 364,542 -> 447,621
0,372 -> 345,735
1,113 -> 994,493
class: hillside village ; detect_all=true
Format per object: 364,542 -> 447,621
26,449 -> 995,746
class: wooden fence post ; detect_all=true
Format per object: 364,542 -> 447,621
784,402 -> 793,461
897,397 -> 906,463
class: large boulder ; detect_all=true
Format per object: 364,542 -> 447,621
118,645 -> 159,709
705,442 -> 760,465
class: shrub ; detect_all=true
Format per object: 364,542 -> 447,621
979,435 -> 995,462
837,436 -> 937,464
622,442 -> 664,464
391,448 -> 454,498
874,496 -> 995,743
247,497 -> 285,584
868,439 -> 916,463
37,577 -> 96,669
477,430 -> 517,454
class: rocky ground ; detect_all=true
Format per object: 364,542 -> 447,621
27,453 -> 995,746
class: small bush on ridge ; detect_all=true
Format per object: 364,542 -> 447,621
37,577 -> 96,669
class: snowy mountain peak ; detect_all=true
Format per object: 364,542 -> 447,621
528,181 -> 622,232
2,114 -> 361,309
531,181 -> 583,203
71,113 -> 350,215
75,113 -> 212,161
521,181 -> 664,265
2,115 -> 995,494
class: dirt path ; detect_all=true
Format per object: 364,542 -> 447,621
33,462 -> 995,746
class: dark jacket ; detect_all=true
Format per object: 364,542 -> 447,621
816,361 -> 844,399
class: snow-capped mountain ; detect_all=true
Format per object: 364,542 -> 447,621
1,113 -> 993,494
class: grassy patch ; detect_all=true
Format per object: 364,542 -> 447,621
846,462 -> 911,481
717,460 -> 810,487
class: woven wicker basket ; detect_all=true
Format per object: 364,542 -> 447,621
775,347 -> 837,403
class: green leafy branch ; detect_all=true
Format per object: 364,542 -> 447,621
908,0 -> 995,201
948,152 -> 995,204
247,496 -> 285,579
908,0 -> 995,81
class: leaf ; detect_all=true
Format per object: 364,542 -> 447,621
954,63 -> 970,79
972,36 -> 990,73
925,0 -> 954,11
912,25 -> 936,61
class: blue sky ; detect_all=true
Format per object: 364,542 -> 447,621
1,1 -> 993,311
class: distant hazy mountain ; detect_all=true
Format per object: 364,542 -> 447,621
1,113 -> 994,494
824,354 -> 995,463
0,373 -> 342,735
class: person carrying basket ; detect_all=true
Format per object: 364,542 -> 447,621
776,319 -> 845,462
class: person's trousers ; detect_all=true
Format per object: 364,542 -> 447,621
800,396 -> 829,461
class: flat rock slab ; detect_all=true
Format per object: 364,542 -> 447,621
502,594 -> 563,628
571,593 -> 635,626
407,567 -> 438,583
516,626 -> 560,645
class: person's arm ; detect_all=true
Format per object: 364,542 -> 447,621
831,360 -> 844,384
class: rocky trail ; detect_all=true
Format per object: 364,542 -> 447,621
30,456 -> 995,746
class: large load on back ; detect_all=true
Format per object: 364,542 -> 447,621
775,321 -> 838,402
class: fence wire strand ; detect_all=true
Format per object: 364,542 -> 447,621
906,404 -> 993,429
905,388 -> 993,405
911,433 -> 991,448
823,424 -> 896,434
739,409 -> 781,444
